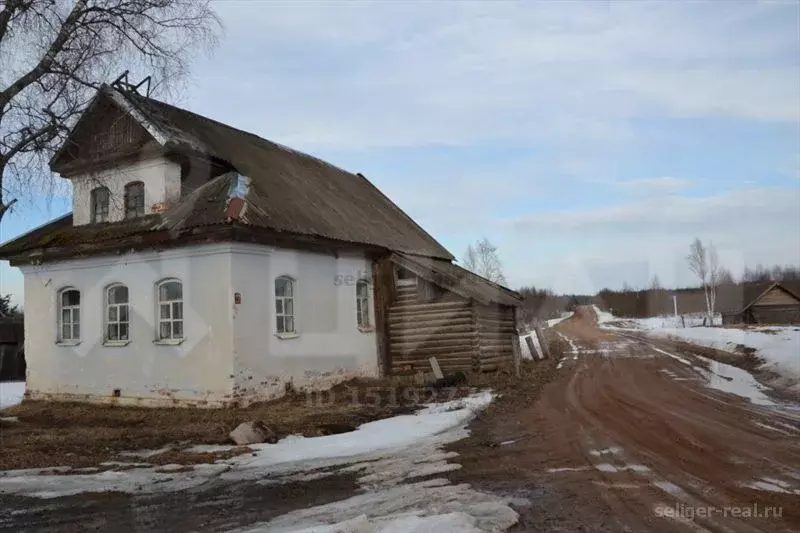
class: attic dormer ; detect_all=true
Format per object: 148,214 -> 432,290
51,89 -> 183,226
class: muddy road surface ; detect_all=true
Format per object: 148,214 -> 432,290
451,306 -> 800,532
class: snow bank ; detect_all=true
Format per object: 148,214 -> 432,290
651,326 -> 800,392
592,305 -> 615,324
596,309 -> 799,396
621,314 -> 721,329
0,382 -> 25,409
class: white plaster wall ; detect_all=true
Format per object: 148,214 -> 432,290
70,156 -> 181,225
20,244 -> 235,405
230,245 -> 379,402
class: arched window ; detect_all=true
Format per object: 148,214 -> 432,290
57,288 -> 81,342
90,186 -> 110,223
275,276 -> 296,334
156,279 -> 183,340
124,181 -> 145,219
356,279 -> 371,328
105,284 -> 130,342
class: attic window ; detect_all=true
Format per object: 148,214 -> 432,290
125,181 -> 145,219
91,186 -> 110,223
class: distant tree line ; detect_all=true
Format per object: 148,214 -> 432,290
516,286 -> 592,325
516,261 -> 800,322
742,264 -> 800,283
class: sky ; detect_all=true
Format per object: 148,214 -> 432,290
1,1 -> 799,303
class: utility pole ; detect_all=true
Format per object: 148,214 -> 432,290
673,294 -> 678,316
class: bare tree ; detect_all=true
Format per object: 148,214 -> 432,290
717,266 -> 735,285
687,238 -> 725,321
462,237 -> 507,284
0,0 -> 220,224
687,237 -> 711,319
707,241 -> 721,319
462,243 -> 478,273
650,275 -> 662,291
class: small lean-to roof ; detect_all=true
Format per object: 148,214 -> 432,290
3,85 -> 453,263
392,252 -> 521,307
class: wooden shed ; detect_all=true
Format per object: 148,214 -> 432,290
721,282 -> 800,325
372,253 -> 522,375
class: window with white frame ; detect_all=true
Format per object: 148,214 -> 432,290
90,186 -> 110,223
105,284 -> 130,342
356,279 -> 371,328
157,279 -> 183,341
58,288 -> 81,342
275,276 -> 296,334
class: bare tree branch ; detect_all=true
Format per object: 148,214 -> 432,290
462,237 -> 507,284
0,0 -> 221,224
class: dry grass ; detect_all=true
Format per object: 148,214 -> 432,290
0,375 -> 503,471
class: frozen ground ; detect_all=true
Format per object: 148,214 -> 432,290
0,381 -> 24,409
0,391 -> 519,532
596,308 -> 800,394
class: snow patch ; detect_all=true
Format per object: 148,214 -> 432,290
652,480 -> 685,495
0,392 -> 495,501
0,381 -> 25,409
546,312 -> 574,328
592,305 -> 615,324
743,477 -> 800,494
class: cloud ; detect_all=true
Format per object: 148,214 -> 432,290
502,186 -> 800,292
189,1 -> 800,151
617,177 -> 691,192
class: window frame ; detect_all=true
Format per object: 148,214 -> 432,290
90,186 -> 111,223
104,283 -> 131,346
155,279 -> 184,344
274,275 -> 297,337
356,279 -> 372,331
124,181 -> 145,219
57,287 -> 81,345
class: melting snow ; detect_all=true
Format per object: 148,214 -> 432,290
0,381 -> 25,409
743,477 -> 800,494
652,481 -> 685,495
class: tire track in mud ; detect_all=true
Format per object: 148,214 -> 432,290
450,308 -> 800,533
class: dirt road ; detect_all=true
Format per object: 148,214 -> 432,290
451,307 -> 800,532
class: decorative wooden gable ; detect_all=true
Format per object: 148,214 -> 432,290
51,93 -> 155,174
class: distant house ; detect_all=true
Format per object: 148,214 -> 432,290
0,81 -> 520,407
720,282 -> 800,325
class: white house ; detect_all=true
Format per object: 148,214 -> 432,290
0,80 -> 521,407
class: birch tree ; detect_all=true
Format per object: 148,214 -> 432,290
0,0 -> 220,225
687,238 -> 722,321
687,238 -> 711,319
708,241 -> 720,318
462,237 -> 507,284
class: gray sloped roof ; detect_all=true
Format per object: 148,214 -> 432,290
1,86 -> 452,262
391,252 -> 521,307
120,88 -> 453,260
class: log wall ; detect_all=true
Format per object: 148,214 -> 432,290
475,304 -> 516,371
388,299 -> 480,374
